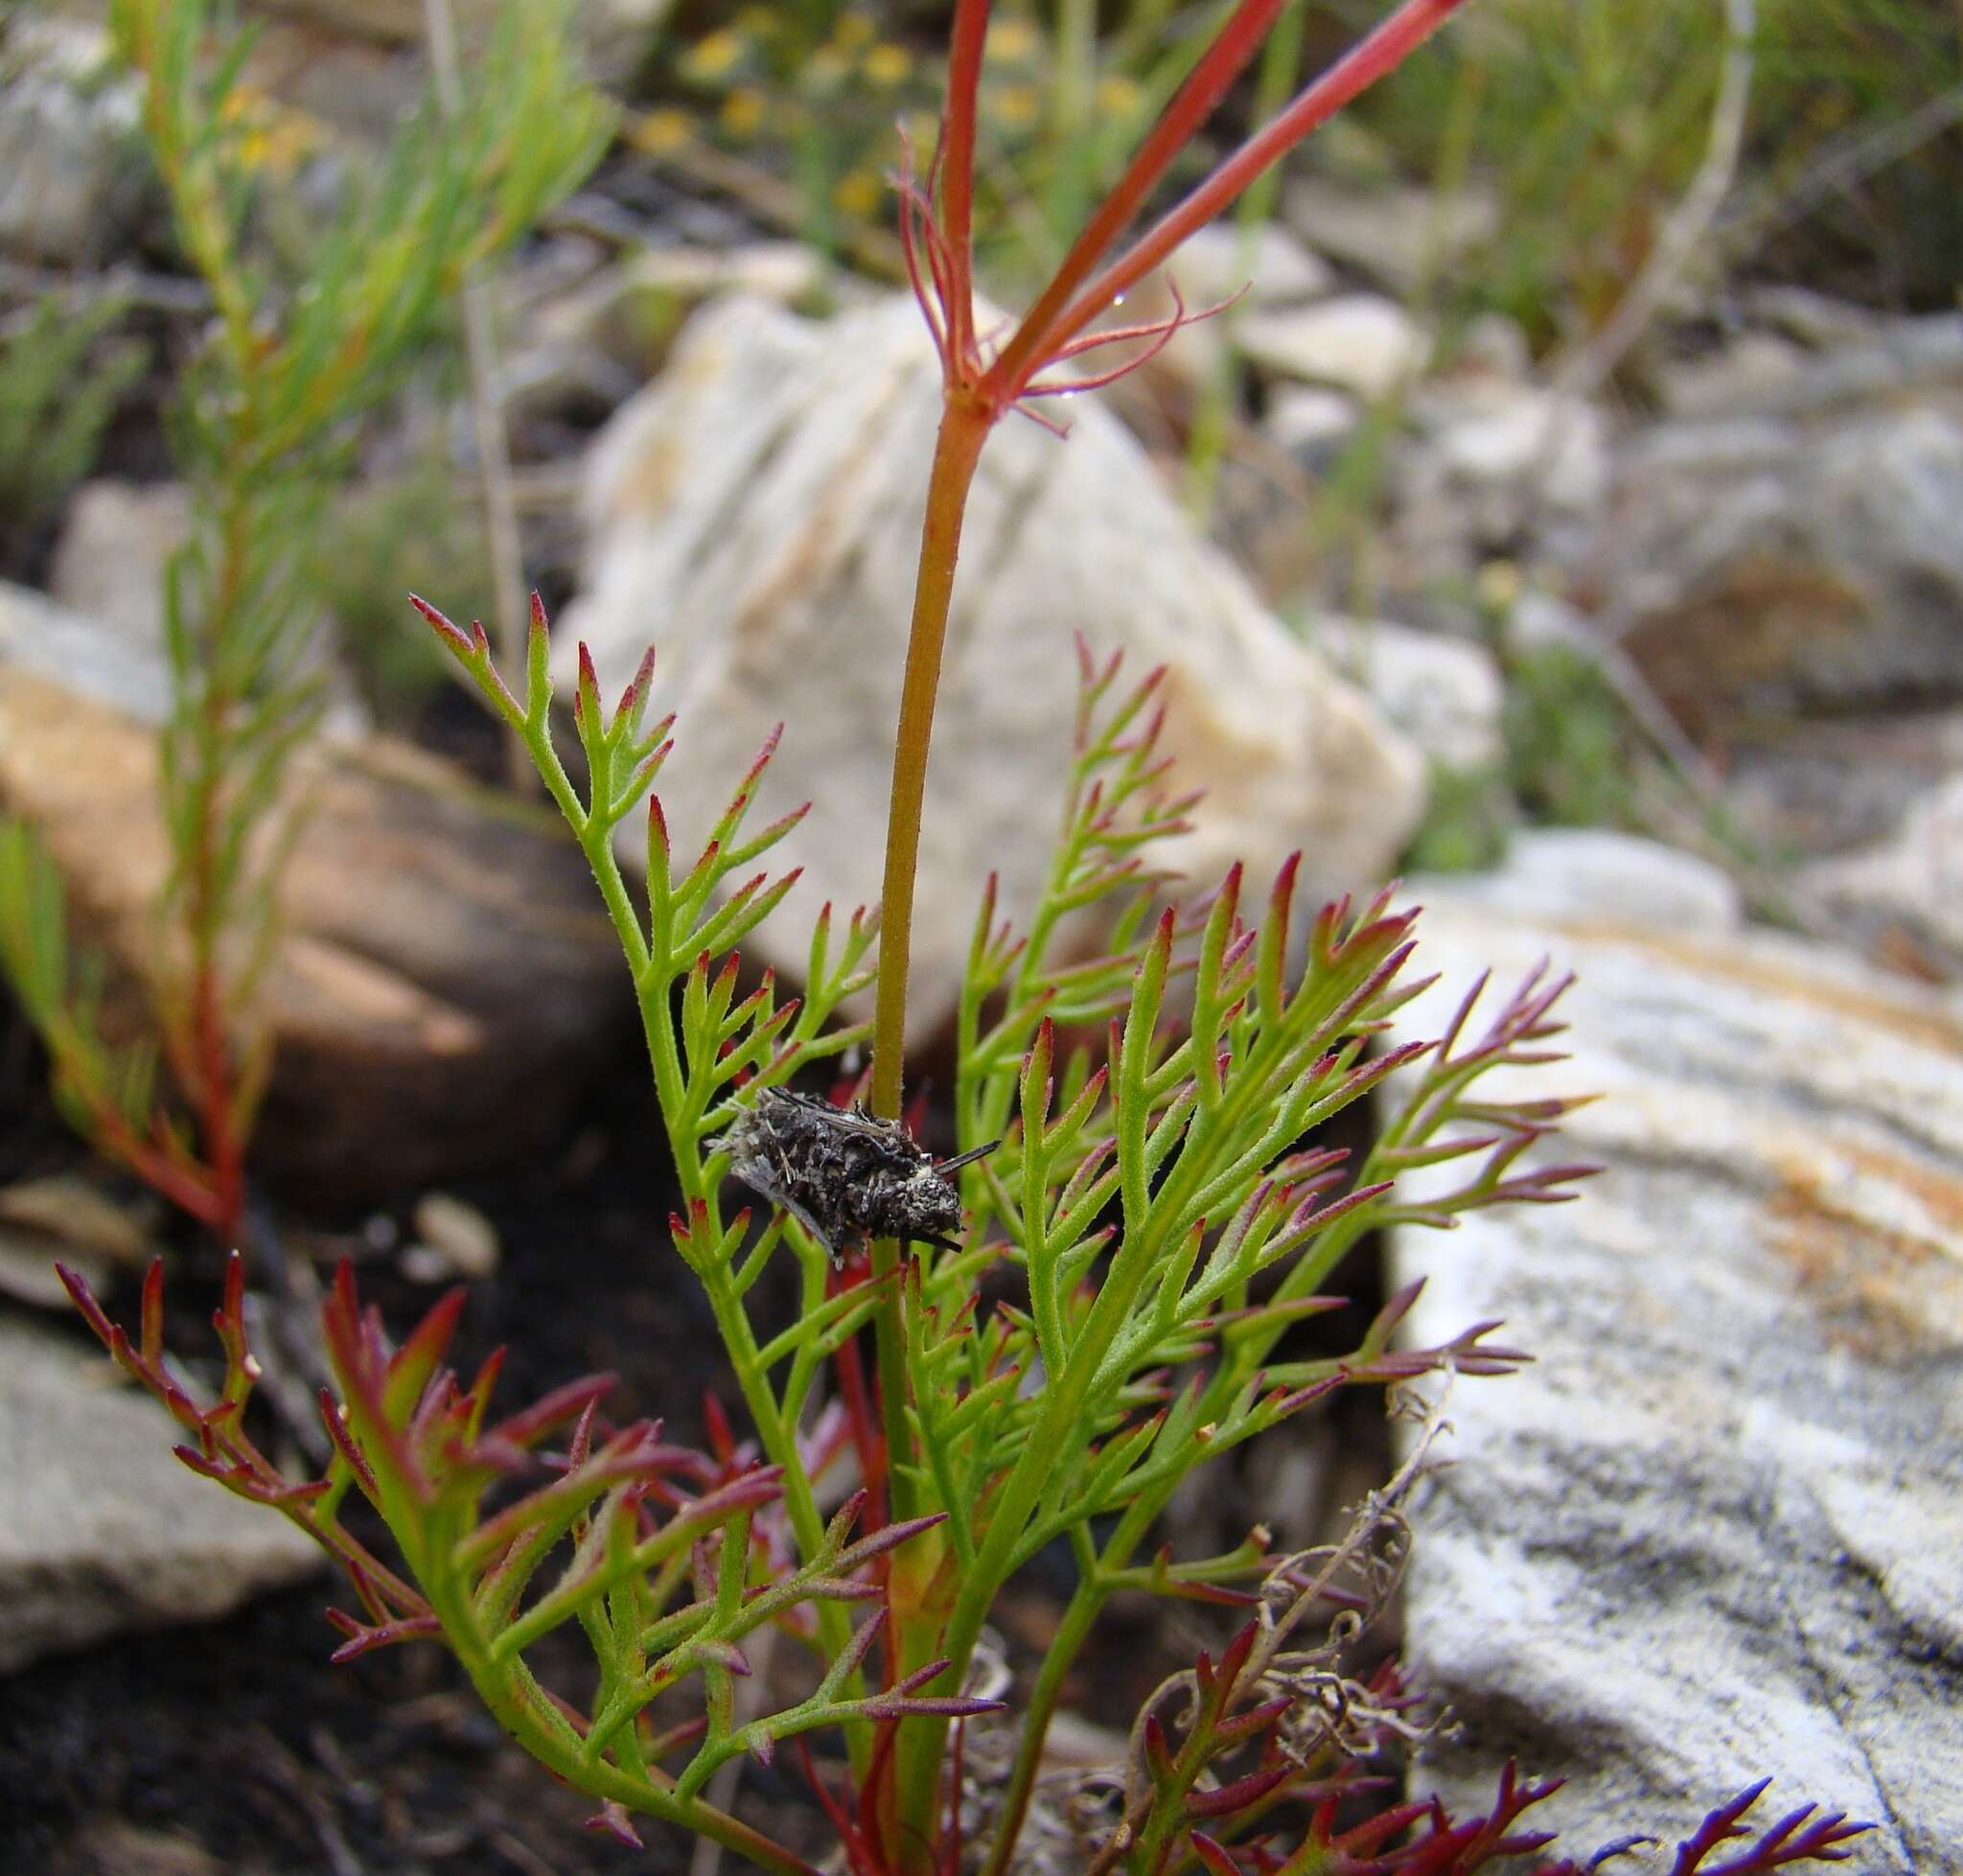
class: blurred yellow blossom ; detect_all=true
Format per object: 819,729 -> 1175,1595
630,107 -> 692,155
832,12 -> 876,50
1476,559 -> 1521,611
862,41 -> 911,88
985,83 -> 1041,131
904,110 -> 941,150
719,87 -> 768,138
985,17 -> 1039,62
1097,74 -> 1143,118
217,85 -> 322,177
834,169 -> 885,220
681,28 -> 747,85
804,44 -> 851,91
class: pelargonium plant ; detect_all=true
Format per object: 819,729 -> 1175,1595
64,1 -> 1872,1872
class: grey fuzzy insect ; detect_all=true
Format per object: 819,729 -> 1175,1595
714,1088 -> 998,1265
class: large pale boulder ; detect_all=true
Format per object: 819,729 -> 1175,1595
561,292 -> 1424,1035
1385,831 -> 1963,1869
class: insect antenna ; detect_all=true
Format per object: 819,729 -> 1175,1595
935,1140 -> 1001,1174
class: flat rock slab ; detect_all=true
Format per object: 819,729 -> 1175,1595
564,292 -> 1422,1033
1386,832 -> 1963,1869
0,1312 -> 323,1672
0,660 -> 632,1200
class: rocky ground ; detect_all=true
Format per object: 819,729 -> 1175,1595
2,5 -> 1960,1872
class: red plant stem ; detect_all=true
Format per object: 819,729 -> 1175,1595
868,402 -> 990,1121
1051,0 -> 1473,350
834,1313 -> 888,1540
182,496 -> 253,1246
86,1097 -> 224,1225
867,398 -> 990,1531
861,5 -> 1478,1864
192,955 -> 245,1239
937,0 -> 991,370
985,0 -> 1292,400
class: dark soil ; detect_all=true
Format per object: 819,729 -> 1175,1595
0,998 -> 771,1874
0,971 -> 1396,1874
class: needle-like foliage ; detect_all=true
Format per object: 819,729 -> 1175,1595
1,0 -> 610,1238
46,4 -> 1876,1871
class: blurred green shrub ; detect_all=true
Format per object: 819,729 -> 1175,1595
1402,638 -> 1641,875
310,447 -> 495,718
644,2 -> 1219,287
1328,0 -> 1963,345
1503,639 -> 1638,829
1402,755 -> 1514,873
0,0 -> 612,1237
0,290 -> 148,537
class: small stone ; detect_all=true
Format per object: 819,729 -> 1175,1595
505,241 -> 835,427
409,1192 -> 500,1280
1502,589 -> 1595,659
0,1173 -> 154,1267
1122,224 -> 1335,393
47,481 -> 194,660
52,1819 -> 224,1876
621,240 -> 829,309
0,1232 -> 108,1311
1315,616 -> 1503,774
0,20 -> 147,266
1282,175 -> 1498,297
1803,773 -> 1963,969
0,1313 -> 323,1672
1236,294 -> 1431,400
1261,384 -> 1360,464
1429,386 -> 1605,500
1656,331 -> 1810,417
1453,312 -> 1534,382
0,1171 -> 151,1311
45,484 -> 370,740
397,1242 -> 455,1285
1166,220 -> 1333,310
1742,285 -> 1883,351
1415,825 -> 1744,936
0,579 -> 170,722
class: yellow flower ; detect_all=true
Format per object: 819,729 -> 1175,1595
249,115 -> 320,175
1097,74 -> 1143,118
681,28 -> 747,84
832,12 -> 876,50
719,87 -> 768,139
985,82 -> 1041,131
985,17 -> 1039,62
833,168 -> 885,220
630,107 -> 693,156
217,85 -> 322,177
1477,560 -> 1521,610
861,41 -> 911,88
804,44 -> 851,91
